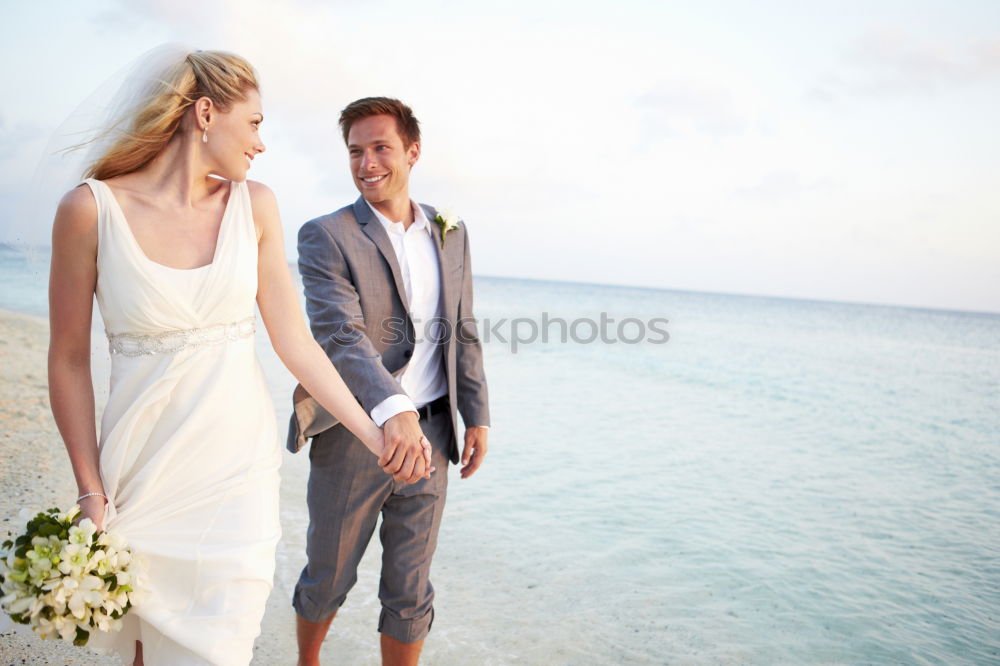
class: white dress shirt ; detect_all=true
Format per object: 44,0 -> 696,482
368,200 -> 449,427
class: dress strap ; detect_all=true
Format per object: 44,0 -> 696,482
230,180 -> 257,242
81,178 -> 114,242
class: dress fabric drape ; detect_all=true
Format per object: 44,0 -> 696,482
82,178 -> 280,666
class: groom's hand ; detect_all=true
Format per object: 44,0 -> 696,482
380,412 -> 433,483
460,426 -> 489,479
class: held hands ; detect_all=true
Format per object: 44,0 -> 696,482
379,412 -> 435,483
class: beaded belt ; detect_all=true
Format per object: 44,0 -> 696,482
107,317 -> 256,357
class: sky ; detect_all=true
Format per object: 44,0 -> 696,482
1,0 -> 998,313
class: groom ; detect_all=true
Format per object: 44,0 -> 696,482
288,97 -> 491,666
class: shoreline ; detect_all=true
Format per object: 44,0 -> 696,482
0,309 -> 297,664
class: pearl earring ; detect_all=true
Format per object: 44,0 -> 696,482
202,128 -> 208,144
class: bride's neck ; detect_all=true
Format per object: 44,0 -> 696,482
135,134 -> 218,206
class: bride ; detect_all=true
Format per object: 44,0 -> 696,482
46,49 -> 431,665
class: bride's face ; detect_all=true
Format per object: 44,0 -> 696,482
205,88 -> 266,181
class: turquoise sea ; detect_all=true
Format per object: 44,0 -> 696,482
2,243 -> 999,664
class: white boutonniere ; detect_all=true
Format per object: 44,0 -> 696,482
433,209 -> 460,249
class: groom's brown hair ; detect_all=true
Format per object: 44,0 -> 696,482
339,97 -> 421,148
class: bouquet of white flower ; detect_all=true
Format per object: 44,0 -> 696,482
0,505 -> 140,645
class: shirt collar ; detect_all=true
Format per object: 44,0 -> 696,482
366,200 -> 430,236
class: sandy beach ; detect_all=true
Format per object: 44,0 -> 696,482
0,310 -> 297,665
0,302 -> 508,666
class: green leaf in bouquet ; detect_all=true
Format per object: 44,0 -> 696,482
37,523 -> 61,538
73,625 -> 90,647
2,539 -> 12,549
8,611 -> 28,624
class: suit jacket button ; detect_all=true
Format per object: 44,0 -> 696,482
404,349 -> 412,358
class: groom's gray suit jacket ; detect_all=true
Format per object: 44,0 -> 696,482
286,196 -> 490,463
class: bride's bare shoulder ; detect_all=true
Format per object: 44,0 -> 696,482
245,179 -> 276,203
246,179 -> 279,217
54,183 -> 98,233
243,180 -> 279,243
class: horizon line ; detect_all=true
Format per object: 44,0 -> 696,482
3,242 -> 997,318
474,273 -> 1000,319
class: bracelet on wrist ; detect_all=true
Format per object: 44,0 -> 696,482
76,491 -> 109,505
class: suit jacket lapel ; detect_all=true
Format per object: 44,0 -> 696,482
422,204 -> 461,324
354,197 -> 410,313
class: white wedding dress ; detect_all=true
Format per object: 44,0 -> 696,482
81,178 -> 281,665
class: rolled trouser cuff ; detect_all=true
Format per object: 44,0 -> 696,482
292,582 -> 346,624
378,605 -> 434,643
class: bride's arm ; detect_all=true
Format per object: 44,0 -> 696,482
48,185 -> 106,529
250,181 -> 394,460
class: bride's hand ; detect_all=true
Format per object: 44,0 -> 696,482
373,428 -> 435,481
419,436 -> 434,477
77,495 -> 107,532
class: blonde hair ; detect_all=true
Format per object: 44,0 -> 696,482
85,50 -> 259,180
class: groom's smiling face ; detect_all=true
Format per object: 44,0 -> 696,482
347,114 -> 420,206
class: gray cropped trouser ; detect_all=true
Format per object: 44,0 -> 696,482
292,408 -> 453,643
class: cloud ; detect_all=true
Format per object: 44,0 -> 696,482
733,171 -> 832,202
0,117 -> 61,245
99,0 -> 228,41
3,2 -> 998,312
811,26 -> 1000,100
638,78 -> 746,137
